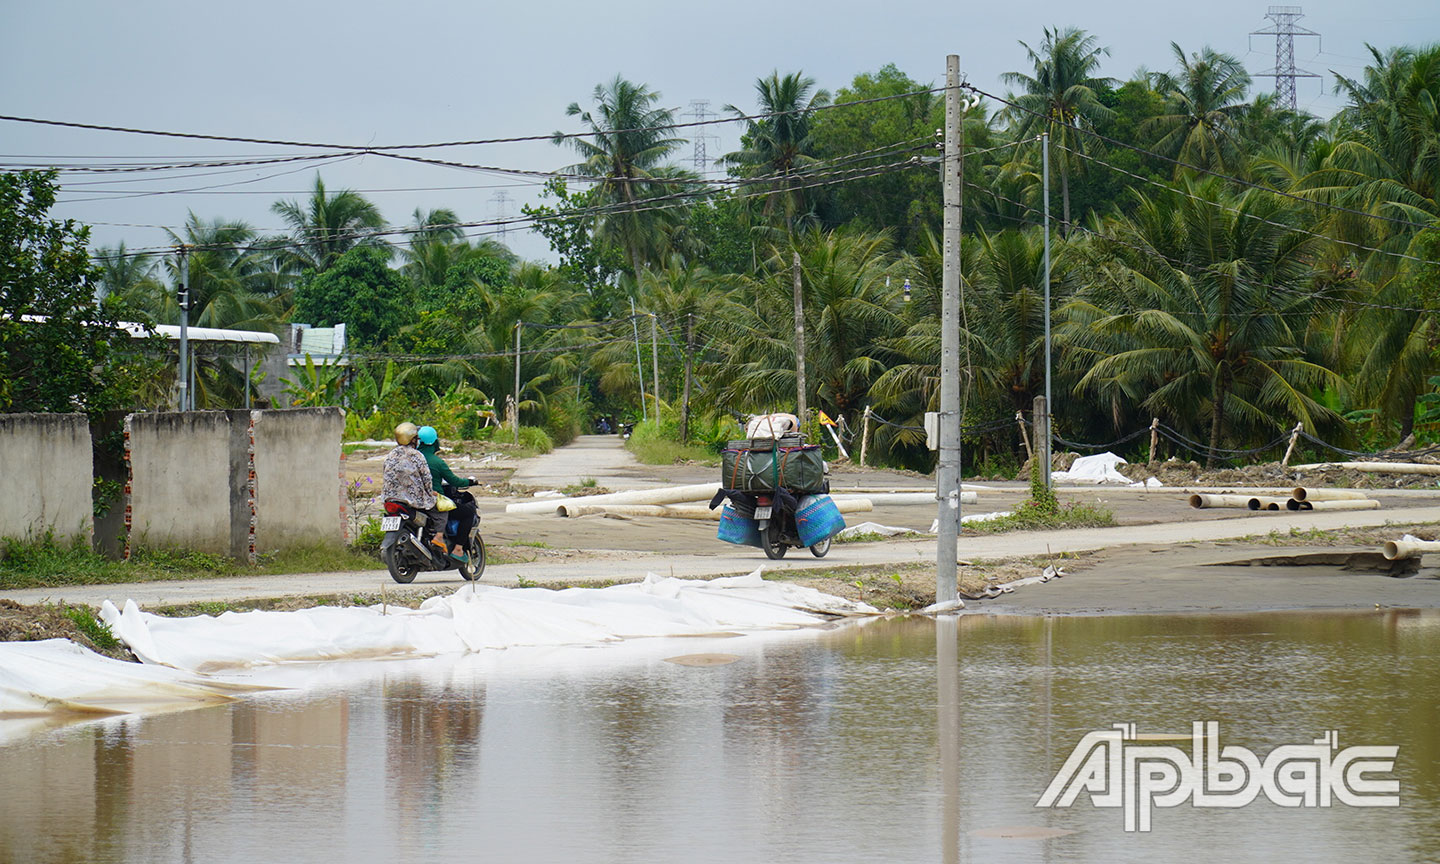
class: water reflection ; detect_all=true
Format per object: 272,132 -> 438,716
0,611 -> 1436,863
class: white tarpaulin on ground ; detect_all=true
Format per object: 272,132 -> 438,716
0,639 -> 258,717
1051,452 -> 1162,487
99,570 -> 879,674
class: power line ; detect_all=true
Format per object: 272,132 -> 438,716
0,86 -> 946,153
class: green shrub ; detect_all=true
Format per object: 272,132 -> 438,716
64,606 -> 120,650
353,516 -> 384,555
518,426 -> 554,454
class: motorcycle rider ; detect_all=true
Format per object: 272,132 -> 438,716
416,425 -> 477,561
382,421 -> 448,556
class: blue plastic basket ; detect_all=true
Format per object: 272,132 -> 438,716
717,504 -> 763,547
795,494 -> 846,547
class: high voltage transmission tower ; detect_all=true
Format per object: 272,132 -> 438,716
1250,5 -> 1320,111
686,100 -> 719,172
489,190 -> 511,239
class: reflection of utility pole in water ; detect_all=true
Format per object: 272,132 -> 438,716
937,616 -> 960,863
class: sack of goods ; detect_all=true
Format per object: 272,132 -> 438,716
721,437 -> 826,494
716,503 -> 763,547
795,494 -> 845,547
745,412 -> 800,439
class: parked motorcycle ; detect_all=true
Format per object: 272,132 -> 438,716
380,489 -> 487,584
751,491 -> 830,560
619,422 -> 635,440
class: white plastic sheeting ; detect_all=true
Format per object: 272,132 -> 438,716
100,570 -> 879,674
0,639 -> 258,717
1051,452 -> 1162,487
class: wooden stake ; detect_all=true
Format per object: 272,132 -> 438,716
1148,417 -> 1160,465
860,406 -> 872,467
1016,410 -> 1032,463
1280,421 -> 1304,469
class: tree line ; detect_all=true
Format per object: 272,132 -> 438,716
5,29 -> 1438,471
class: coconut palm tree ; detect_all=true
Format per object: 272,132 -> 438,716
1059,178 -> 1341,462
271,175 -> 387,273
553,76 -> 689,280
1144,43 -> 1253,175
721,71 -> 832,229
1001,26 -> 1116,230
709,228 -> 906,420
638,256 -> 740,440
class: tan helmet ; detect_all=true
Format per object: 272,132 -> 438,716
394,422 -> 419,445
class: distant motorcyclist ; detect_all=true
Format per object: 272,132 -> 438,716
382,422 -> 447,556
417,425 -> 478,561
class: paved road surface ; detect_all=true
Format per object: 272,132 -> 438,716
9,504 -> 1440,608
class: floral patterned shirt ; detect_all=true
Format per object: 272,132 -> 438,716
382,444 -> 437,509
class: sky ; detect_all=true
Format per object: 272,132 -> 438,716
3,0 -> 1436,267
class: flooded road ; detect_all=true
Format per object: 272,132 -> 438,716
2,611 -> 1437,863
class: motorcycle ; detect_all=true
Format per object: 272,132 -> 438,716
751,491 -> 831,561
619,422 -> 635,440
379,486 -> 487,584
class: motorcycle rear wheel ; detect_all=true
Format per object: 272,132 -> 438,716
760,524 -> 788,560
383,543 -> 418,584
809,537 -> 831,558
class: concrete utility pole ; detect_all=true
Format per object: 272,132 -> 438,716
793,249 -> 808,424
513,322 -> 522,443
650,313 -> 661,418
177,245 -> 190,412
1042,131 -> 1053,490
935,54 -> 963,607
631,297 -> 647,423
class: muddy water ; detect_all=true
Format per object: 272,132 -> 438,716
2,611 -> 1437,863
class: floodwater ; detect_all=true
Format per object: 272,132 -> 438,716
2,610 -> 1438,863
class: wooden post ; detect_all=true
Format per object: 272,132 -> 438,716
1281,421 -> 1304,469
860,406 -> 872,467
1016,410 -> 1032,463
1149,417 -> 1160,465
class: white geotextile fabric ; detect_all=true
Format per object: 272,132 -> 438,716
836,521 -> 919,539
0,639 -> 249,716
1051,452 -> 1162,487
99,570 -> 879,674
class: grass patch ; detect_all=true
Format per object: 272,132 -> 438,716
0,535 -> 384,590
63,606 -> 120,650
509,539 -> 551,549
625,421 -> 720,466
961,500 -> 1116,534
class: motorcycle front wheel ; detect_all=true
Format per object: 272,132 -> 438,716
460,532 -> 487,581
383,543 -> 419,584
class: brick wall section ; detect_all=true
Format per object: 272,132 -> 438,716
125,412 -> 232,555
250,408 -> 345,553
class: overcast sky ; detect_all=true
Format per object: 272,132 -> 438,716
3,1 -> 1435,266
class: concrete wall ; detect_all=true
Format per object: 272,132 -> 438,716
251,408 -> 345,553
0,413 -> 92,543
125,412 -> 232,555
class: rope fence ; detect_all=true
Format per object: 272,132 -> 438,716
862,410 -> 1438,466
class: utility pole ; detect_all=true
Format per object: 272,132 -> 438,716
630,297 -> 647,422
1251,6 -> 1320,111
650,313 -> 661,418
177,245 -> 190,412
793,249 -> 808,425
513,322 -> 521,443
935,54 -> 963,608
1042,132 -> 1053,490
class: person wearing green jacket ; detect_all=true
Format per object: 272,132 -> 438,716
416,426 -> 478,560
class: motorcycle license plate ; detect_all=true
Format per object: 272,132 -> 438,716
381,516 -> 402,531
754,506 -> 772,520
